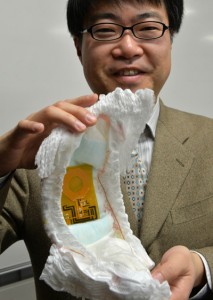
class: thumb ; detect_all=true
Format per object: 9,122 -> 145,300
151,246 -> 191,283
151,256 -> 185,285
151,247 -> 195,300
17,119 -> 45,135
9,120 -> 45,148
152,263 -> 169,284
152,269 -> 165,284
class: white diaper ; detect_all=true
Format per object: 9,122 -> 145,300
35,88 -> 171,300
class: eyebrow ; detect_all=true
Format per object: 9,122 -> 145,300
90,13 -> 118,23
89,11 -> 164,24
135,12 -> 164,22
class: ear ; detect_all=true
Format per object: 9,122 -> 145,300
74,36 -> 83,64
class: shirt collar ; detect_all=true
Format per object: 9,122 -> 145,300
146,97 -> 160,138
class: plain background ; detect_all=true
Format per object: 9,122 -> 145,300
0,0 -> 212,271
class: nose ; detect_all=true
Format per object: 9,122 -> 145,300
111,32 -> 144,60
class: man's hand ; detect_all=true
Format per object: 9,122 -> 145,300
151,246 -> 206,300
0,94 -> 98,176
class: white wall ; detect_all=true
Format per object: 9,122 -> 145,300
161,1 -> 213,116
0,0 -> 212,270
0,0 -> 89,135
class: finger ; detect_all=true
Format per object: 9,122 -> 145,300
18,119 -> 45,134
152,267 -> 191,300
65,93 -> 99,107
39,102 -> 97,132
54,101 -> 97,125
28,105 -> 93,133
152,257 -> 187,284
151,269 -> 165,284
151,246 -> 191,282
4,121 -> 44,152
25,94 -> 98,134
151,248 -> 194,300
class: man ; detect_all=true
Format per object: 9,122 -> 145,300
0,0 -> 212,299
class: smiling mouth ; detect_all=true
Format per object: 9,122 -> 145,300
117,69 -> 142,76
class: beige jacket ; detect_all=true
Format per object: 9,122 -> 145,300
1,102 -> 213,299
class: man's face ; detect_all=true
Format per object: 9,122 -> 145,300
75,1 -> 172,97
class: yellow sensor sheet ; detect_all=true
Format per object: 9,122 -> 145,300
61,164 -> 100,225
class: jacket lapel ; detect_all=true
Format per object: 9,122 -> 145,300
140,103 -> 195,248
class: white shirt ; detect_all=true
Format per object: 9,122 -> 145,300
137,96 -> 160,172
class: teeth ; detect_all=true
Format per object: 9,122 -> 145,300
121,70 -> 140,76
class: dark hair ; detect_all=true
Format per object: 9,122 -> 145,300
67,0 -> 184,37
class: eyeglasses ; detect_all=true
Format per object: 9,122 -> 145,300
81,21 -> 169,41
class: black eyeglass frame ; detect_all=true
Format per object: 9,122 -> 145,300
81,21 -> 170,41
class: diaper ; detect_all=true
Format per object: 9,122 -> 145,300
35,88 -> 171,300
